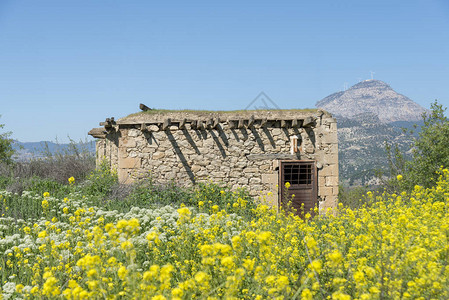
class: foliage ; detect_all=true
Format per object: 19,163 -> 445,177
0,116 -> 14,165
2,169 -> 449,298
406,101 -> 449,188
0,139 -> 95,196
79,160 -> 118,198
338,185 -> 371,209
382,100 -> 449,191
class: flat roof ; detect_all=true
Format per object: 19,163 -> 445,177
118,108 -> 325,125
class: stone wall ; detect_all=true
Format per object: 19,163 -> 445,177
93,110 -> 338,211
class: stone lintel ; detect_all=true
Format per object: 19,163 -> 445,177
246,153 -> 301,161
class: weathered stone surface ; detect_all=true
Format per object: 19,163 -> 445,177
121,138 -> 137,148
244,168 -> 259,173
191,165 -> 202,173
119,157 -> 141,169
147,125 -> 159,132
92,110 -> 339,214
325,176 -> 338,187
128,129 -> 140,137
249,177 -> 262,184
152,152 -> 165,160
246,153 -> 301,161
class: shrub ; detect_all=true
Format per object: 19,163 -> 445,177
2,170 -> 449,298
0,116 -> 14,165
383,100 -> 449,191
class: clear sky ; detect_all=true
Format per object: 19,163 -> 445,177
0,0 -> 448,142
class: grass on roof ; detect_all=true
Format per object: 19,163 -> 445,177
125,108 -> 318,118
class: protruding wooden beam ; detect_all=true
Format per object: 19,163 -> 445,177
260,118 -> 267,128
213,118 -> 220,128
303,116 -> 314,127
197,121 -> 205,130
280,120 -> 288,128
191,120 -> 198,129
179,119 -> 187,130
162,118 -> 171,130
139,103 -> 151,111
140,123 -> 148,132
292,119 -> 298,128
88,128 -> 106,138
248,115 -> 255,127
206,118 -> 214,129
100,117 -> 115,130
228,120 -> 236,129
238,119 -> 244,129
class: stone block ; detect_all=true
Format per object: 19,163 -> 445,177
121,138 -> 137,148
238,177 -> 249,185
230,170 -> 241,177
333,187 -> 339,196
152,152 -> 165,160
319,164 -> 337,177
118,169 -> 135,184
260,164 -> 270,171
271,128 -> 282,136
165,172 -> 176,180
196,170 -> 209,177
325,176 -> 338,187
319,187 -> 333,197
211,171 -> 226,178
249,177 -> 262,184
128,129 -> 140,137
119,147 -> 128,158
191,165 -> 202,173
323,134 -> 338,144
119,157 -> 141,169
275,139 -> 286,146
244,167 -> 259,173
324,154 -> 338,165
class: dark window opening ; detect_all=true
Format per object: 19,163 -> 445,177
283,163 -> 312,185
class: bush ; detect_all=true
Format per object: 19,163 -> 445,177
2,170 -> 449,298
0,139 -> 95,195
0,116 -> 14,165
383,100 -> 449,191
80,159 -> 118,198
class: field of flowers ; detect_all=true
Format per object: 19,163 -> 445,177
1,169 -> 449,299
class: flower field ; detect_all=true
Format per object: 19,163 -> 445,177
1,171 -> 449,299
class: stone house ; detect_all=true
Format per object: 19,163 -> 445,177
88,109 -> 338,215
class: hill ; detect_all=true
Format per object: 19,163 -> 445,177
316,80 -> 427,185
12,140 -> 95,161
317,80 -> 427,123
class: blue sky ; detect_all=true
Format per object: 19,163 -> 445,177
0,0 -> 448,142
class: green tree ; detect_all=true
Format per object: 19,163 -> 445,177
385,100 -> 449,190
0,116 -> 14,164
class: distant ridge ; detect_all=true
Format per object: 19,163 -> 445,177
12,140 -> 95,161
316,80 -> 428,123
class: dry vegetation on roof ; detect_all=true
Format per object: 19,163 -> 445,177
124,108 -> 318,119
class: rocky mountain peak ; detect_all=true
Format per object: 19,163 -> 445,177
316,80 -> 428,123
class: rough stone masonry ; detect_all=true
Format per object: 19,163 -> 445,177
89,109 -> 338,214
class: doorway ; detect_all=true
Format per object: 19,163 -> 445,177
279,160 -> 318,217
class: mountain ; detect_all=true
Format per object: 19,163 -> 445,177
316,80 -> 428,123
12,140 -> 95,161
316,80 -> 428,186
337,114 -> 420,185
